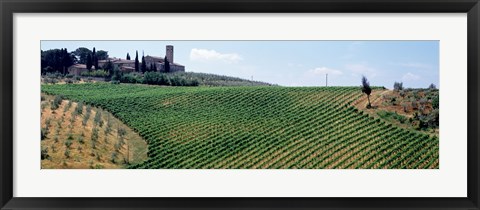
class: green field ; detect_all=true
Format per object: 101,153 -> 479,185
41,83 -> 439,169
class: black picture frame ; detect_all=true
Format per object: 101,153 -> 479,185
1,0 -> 479,209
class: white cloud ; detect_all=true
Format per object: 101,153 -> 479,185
345,63 -> 377,77
402,72 -> 421,81
190,48 -> 243,63
307,67 -> 343,75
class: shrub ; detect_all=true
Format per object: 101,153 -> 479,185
118,127 -> 127,138
91,127 -> 99,142
69,113 -> 76,125
432,95 -> 439,109
45,117 -> 52,128
81,69 -> 109,78
142,72 -> 199,86
401,102 -> 408,113
419,97 -> 428,105
45,72 -> 62,79
64,101 -> 72,112
41,128 -> 47,140
94,111 -> 103,126
111,152 -> 118,163
65,139 -> 73,149
74,101 -> 84,115
64,149 -> 71,158
50,95 -> 64,110
77,135 -> 84,144
120,73 -> 143,84
96,152 -> 102,161
411,100 -> 418,110
114,141 -> 121,152
82,105 -> 92,127
377,110 -> 407,124
390,97 -> 397,105
41,147 -> 49,160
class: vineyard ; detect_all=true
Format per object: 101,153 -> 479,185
41,83 -> 439,169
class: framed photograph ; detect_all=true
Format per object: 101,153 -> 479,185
1,0 -> 479,209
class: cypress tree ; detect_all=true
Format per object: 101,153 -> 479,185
141,55 -> 147,73
126,53 -> 131,60
62,48 -> 71,75
134,51 -> 139,72
86,53 -> 93,70
92,47 -> 98,70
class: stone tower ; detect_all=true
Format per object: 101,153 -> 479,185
166,45 -> 174,63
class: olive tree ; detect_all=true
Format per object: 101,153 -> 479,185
361,76 -> 372,108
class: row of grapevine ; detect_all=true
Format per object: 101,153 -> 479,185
41,83 -> 439,169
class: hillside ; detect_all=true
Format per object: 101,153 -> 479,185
354,88 -> 439,136
174,72 -> 274,86
42,83 -> 439,169
41,71 -> 274,87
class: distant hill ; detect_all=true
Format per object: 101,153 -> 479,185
42,71 -> 275,87
42,83 -> 439,169
172,72 -> 275,86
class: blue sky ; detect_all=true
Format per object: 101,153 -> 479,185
41,41 -> 439,88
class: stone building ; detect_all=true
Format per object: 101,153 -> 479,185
68,64 -> 89,75
144,45 -> 185,73
98,58 -> 136,72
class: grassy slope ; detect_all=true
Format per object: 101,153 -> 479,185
42,83 -> 439,169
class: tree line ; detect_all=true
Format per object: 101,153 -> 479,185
41,47 -> 109,74
42,47 -> 171,75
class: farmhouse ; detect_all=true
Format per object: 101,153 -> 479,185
98,58 -> 136,73
68,45 -> 185,75
68,64 -> 92,75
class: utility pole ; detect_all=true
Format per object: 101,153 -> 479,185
326,74 -> 328,87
